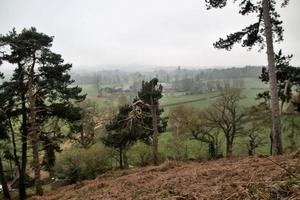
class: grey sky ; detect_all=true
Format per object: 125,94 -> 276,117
0,0 -> 299,69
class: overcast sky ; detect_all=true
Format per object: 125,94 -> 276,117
0,0 -> 299,69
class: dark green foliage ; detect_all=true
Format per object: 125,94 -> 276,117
40,127 -> 62,173
205,0 -> 227,9
206,0 -> 283,50
258,50 -> 300,108
138,78 -> 163,105
102,104 -> 148,168
69,101 -> 98,149
137,78 -> 168,134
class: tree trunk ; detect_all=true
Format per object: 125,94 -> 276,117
0,157 -> 11,200
8,117 -> 21,174
208,141 -> 217,160
28,63 -> 43,196
150,101 -> 159,165
248,142 -> 254,156
123,150 -> 129,169
262,0 -> 283,155
226,139 -> 233,158
19,88 -> 28,200
269,130 -> 273,155
119,147 -> 123,169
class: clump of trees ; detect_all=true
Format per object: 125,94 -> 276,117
0,27 -> 85,198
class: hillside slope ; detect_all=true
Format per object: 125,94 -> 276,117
31,154 -> 300,200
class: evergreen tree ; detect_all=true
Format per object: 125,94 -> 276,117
259,50 -> 300,111
137,78 -> 167,165
102,105 -> 145,169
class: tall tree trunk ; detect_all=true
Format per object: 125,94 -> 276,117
150,99 -> 159,165
8,117 -> 21,174
19,88 -> 28,200
262,0 -> 283,155
28,63 -> 43,196
0,157 -> 11,200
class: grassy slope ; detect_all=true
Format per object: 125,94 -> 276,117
29,153 -> 300,200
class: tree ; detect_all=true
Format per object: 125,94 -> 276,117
204,88 -> 245,158
0,27 -> 85,196
190,111 -> 221,160
0,103 -> 11,200
137,78 -> 166,165
70,100 -> 98,149
244,106 -> 268,156
283,103 -> 300,152
169,105 -> 221,160
102,105 -> 145,169
259,50 -> 300,111
205,0 -> 290,155
169,105 -> 193,138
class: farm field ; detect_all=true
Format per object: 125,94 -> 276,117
80,77 -> 268,111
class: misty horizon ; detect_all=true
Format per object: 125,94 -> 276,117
1,0 -> 300,69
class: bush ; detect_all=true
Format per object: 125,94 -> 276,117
54,144 -> 112,182
128,142 -> 152,166
128,142 -> 166,166
165,135 -> 189,160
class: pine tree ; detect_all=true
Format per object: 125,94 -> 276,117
137,78 -> 167,165
102,105 -> 143,169
259,50 -> 300,111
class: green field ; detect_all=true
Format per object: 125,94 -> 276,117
80,77 -> 268,110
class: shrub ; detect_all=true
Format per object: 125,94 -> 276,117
54,143 -> 112,182
128,142 -> 166,166
128,142 -> 152,166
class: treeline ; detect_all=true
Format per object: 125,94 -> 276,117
71,67 -> 262,98
72,66 -> 262,86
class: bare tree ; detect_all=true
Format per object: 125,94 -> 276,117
204,88 -> 245,158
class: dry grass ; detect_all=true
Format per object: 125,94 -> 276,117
30,154 -> 300,200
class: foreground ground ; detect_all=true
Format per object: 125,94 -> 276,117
30,154 -> 300,200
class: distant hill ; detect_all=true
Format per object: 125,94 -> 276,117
71,66 -> 263,85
